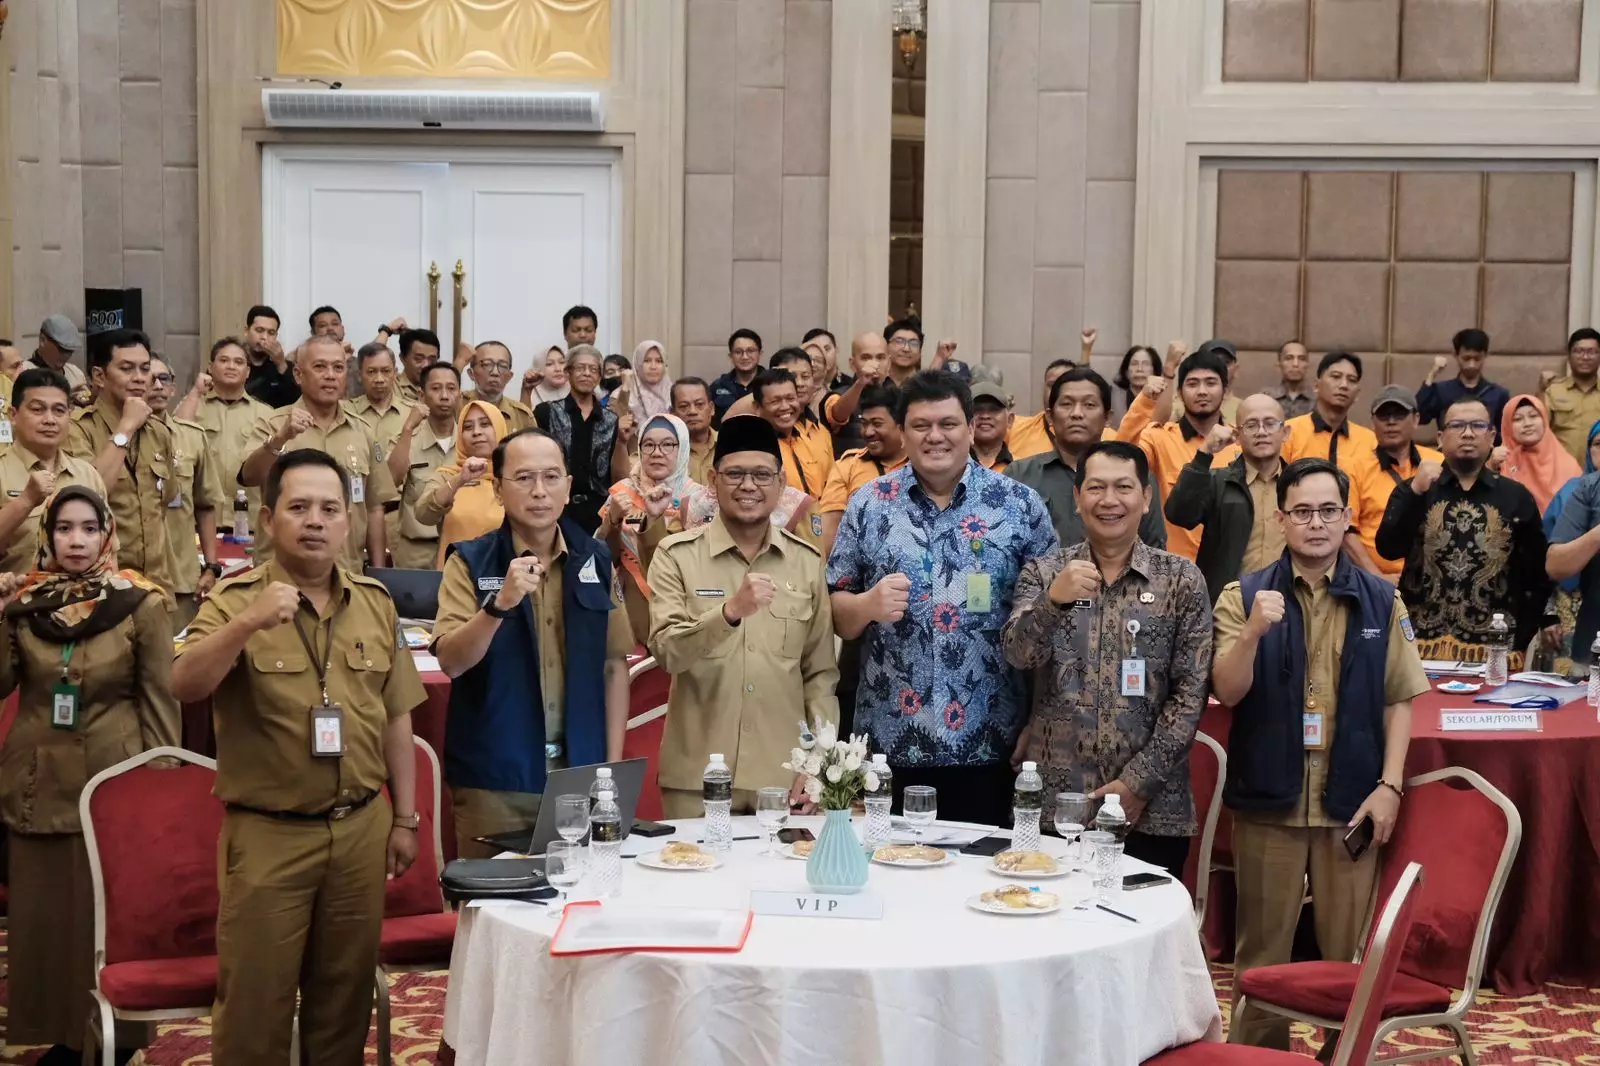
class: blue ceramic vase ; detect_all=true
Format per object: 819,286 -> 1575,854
805,808 -> 870,894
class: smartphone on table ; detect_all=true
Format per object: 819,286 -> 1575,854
1122,872 -> 1173,891
777,827 -> 815,845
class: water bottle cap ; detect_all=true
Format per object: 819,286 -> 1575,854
597,789 -> 614,802
596,767 -> 611,778
1104,793 -> 1123,810
710,753 -> 725,763
1492,613 -> 1505,622
1021,761 -> 1037,772
872,753 -> 888,766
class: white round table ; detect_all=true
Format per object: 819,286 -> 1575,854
440,816 -> 1222,1066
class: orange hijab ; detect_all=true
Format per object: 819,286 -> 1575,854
435,400 -> 509,566
1499,394 -> 1580,512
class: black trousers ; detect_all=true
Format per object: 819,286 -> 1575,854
889,763 -> 1015,829
1124,831 -> 1191,880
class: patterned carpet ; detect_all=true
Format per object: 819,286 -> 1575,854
2,936 -> 1597,1064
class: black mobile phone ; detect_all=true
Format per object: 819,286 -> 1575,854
777,827 -> 816,845
630,819 -> 675,838
1122,872 -> 1173,891
1343,816 -> 1375,861
959,833 -> 1016,857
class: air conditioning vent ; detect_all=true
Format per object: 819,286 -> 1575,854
261,89 -> 604,131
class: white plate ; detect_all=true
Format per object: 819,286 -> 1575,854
988,859 -> 1072,880
636,849 -> 722,872
780,843 -> 814,861
966,892 -> 1063,916
871,847 -> 953,868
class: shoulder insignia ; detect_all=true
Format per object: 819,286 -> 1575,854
213,567 -> 267,594
659,525 -> 710,551
810,512 -> 823,537
347,569 -> 390,592
1400,615 -> 1415,642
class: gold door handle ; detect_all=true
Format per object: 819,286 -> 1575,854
427,261 -> 441,335
451,259 -> 468,354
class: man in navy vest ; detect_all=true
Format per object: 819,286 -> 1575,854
432,427 -> 635,859
1211,458 -> 1430,1051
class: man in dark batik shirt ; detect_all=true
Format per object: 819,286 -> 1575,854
1002,441 -> 1213,880
1377,398 -> 1550,650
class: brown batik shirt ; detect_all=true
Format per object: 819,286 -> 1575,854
1001,540 -> 1214,836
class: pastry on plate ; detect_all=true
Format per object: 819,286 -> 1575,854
873,843 -> 947,863
993,850 -> 1059,874
790,838 -> 815,858
981,885 -> 1059,910
657,842 -> 716,868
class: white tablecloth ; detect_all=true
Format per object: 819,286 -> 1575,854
441,817 -> 1222,1066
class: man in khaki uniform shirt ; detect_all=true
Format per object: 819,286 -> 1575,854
647,417 -> 839,818
464,341 -> 537,432
171,449 -> 425,1066
1543,327 -> 1600,464
67,329 -> 179,594
238,336 -> 395,572
149,356 -> 224,628
672,378 -> 718,486
344,341 -> 406,452
432,429 -> 634,859
386,362 -> 462,568
178,337 -> 273,530
1210,457 -> 1430,1050
0,368 -> 106,572
394,327 -> 441,407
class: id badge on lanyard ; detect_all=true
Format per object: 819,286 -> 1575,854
1121,619 -> 1146,698
51,642 -> 80,729
294,609 -> 346,757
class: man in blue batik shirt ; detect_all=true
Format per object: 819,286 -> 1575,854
828,370 -> 1058,826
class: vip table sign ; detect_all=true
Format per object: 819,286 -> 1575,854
1439,708 -> 1543,733
749,889 -> 885,920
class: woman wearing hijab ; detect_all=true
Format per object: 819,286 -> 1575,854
415,399 -> 509,566
599,413 -> 699,643
528,346 -> 571,407
629,340 -> 674,422
1499,393 -> 1580,512
0,487 -> 178,1065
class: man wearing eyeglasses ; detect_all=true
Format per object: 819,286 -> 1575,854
1377,398 -> 1550,653
1544,327 -> 1600,464
431,427 -> 634,858
148,355 -> 224,627
1165,393 -> 1290,606
646,416 -> 840,818
1212,457 -> 1430,1051
710,328 -> 764,426
463,340 -> 536,432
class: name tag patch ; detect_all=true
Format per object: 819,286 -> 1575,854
578,557 -> 601,585
694,588 -> 726,599
477,577 -> 504,591
1360,627 -> 1381,640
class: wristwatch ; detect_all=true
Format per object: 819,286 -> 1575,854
393,812 -> 421,831
201,562 -> 224,578
377,324 -> 394,336
111,432 -> 131,449
480,591 -> 515,619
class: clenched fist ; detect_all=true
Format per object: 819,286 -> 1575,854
1164,341 -> 1188,376
493,555 -> 542,612
1487,445 -> 1507,471
1204,423 -> 1237,455
117,397 -> 152,436
1411,460 -> 1443,495
192,372 -> 214,396
1246,589 -> 1286,638
725,572 -> 778,623
1432,355 -> 1449,372
279,407 -> 316,445
870,573 -> 911,625
458,456 -> 490,486
643,482 -> 673,518
22,470 -> 56,508
1080,327 -> 1099,351
0,572 -> 22,611
1049,558 -> 1101,606
934,339 -> 958,367
404,403 -> 430,432
245,582 -> 301,632
1143,375 -> 1169,400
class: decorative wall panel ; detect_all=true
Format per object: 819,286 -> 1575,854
277,0 -> 612,79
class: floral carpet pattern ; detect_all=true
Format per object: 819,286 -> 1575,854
1,932 -> 1597,1064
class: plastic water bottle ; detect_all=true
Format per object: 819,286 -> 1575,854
1486,613 -> 1510,688
589,767 -> 614,814
588,788 -> 623,898
1095,792 -> 1129,842
1012,761 -> 1044,852
1587,634 -> 1600,710
863,754 -> 893,850
232,490 -> 251,542
702,753 -> 733,853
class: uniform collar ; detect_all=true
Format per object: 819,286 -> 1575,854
1311,408 -> 1350,437
511,526 -> 569,564
92,393 -> 127,429
1245,460 -> 1283,486
263,558 -> 354,610
8,442 -> 55,471
206,391 -> 254,406
1064,538 -> 1154,584
705,514 -> 781,561
295,398 -> 352,430
353,394 -> 399,416
1377,443 -> 1421,473
1177,416 -> 1203,442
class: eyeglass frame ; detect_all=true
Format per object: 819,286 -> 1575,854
1280,503 -> 1350,526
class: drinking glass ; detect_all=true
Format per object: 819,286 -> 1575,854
1053,792 -> 1090,869
554,794 -> 590,845
1083,830 -> 1124,902
756,787 -> 790,856
545,840 -> 583,910
902,785 -> 937,846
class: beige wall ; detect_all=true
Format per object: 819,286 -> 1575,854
6,0 -> 200,373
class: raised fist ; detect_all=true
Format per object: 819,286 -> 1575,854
1246,589 -> 1286,637
1204,423 -> 1237,455
1411,460 -> 1443,495
1049,558 -> 1101,605
871,573 -> 911,625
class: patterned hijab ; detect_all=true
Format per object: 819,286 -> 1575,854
607,414 -> 698,599
4,486 -> 167,642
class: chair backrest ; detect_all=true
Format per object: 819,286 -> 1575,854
1371,767 -> 1520,996
385,736 -> 448,917
1184,731 -> 1226,922
629,658 -> 671,724
1331,862 -> 1426,1066
80,747 -> 224,967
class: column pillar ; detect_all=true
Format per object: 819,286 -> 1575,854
826,0 -> 893,336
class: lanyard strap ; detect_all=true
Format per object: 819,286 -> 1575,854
292,602 -> 339,705
60,641 -> 76,682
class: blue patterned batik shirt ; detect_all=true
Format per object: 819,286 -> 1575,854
827,459 -> 1059,767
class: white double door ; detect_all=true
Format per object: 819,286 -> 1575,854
263,146 -> 618,381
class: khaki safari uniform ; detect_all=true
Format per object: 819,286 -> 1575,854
646,520 -> 840,820
179,562 -> 426,1066
1213,572 -> 1430,1050
464,391 -> 537,433
195,391 -> 272,527
68,397 -> 180,594
0,444 -> 106,573
391,419 -> 455,569
0,591 -> 179,1048
432,530 -> 635,858
345,393 -> 407,558
687,430 -> 718,487
1544,375 -> 1600,466
395,375 -> 423,407
243,401 -> 398,573
163,415 -> 224,609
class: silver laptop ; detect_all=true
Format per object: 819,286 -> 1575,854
474,757 -> 649,856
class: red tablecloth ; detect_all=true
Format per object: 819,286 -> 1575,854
1200,685 -> 1600,995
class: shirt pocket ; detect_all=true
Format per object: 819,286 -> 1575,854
250,648 -> 311,706
769,594 -> 814,659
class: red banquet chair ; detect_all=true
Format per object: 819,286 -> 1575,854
625,655 -> 669,820
1236,767 -> 1520,1065
376,736 -> 456,1066
80,746 -> 226,1065
1144,862 -> 1426,1065
1186,730 -> 1227,930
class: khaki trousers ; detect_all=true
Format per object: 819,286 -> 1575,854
1229,816 -> 1380,1050
390,534 -> 440,572
212,799 -> 389,1066
451,787 -> 543,859
659,787 -> 761,820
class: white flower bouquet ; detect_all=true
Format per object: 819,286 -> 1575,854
781,721 -> 875,811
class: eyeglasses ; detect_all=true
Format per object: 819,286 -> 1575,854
151,374 -> 174,386
640,440 -> 681,455
569,363 -> 600,376
475,361 -> 512,373
1284,504 -> 1348,526
501,470 -> 568,491
890,338 -> 923,350
1443,419 -> 1492,434
731,347 -> 761,359
1239,418 -> 1283,433
1573,346 -> 1600,356
718,468 -> 780,487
